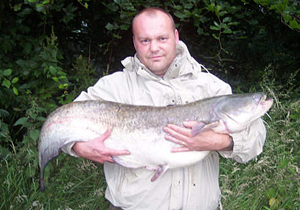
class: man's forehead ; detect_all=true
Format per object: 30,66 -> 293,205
133,12 -> 173,35
135,11 -> 170,23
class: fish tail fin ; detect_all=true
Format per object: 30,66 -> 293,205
40,178 -> 45,192
151,164 -> 168,182
40,166 -> 45,192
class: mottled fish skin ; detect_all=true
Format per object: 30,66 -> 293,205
38,93 -> 273,191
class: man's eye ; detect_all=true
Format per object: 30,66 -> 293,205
160,37 -> 167,41
141,39 -> 149,43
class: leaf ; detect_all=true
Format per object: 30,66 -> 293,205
228,21 -> 240,26
19,7 -> 33,16
183,3 -> 193,9
212,33 -> 219,40
52,77 -> 59,82
37,116 -> 46,122
174,11 -> 187,19
13,87 -> 19,95
282,14 -> 292,23
113,33 -> 122,39
206,3 -> 215,12
289,19 -> 300,30
2,79 -> 11,88
12,77 -> 19,84
14,3 -> 23,11
223,28 -> 233,34
0,109 -> 9,117
49,66 -> 57,75
214,21 -> 220,28
197,27 -> 204,35
215,5 -> 221,16
223,17 -> 232,23
269,4 -> 278,11
104,2 -> 119,12
3,69 -> 12,76
219,11 -> 228,17
120,24 -> 130,30
210,26 -> 219,31
51,49 -> 57,60
14,117 -> 28,126
16,59 -> 26,67
105,23 -> 118,31
30,129 -> 40,141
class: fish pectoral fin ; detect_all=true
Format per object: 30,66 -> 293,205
191,121 -> 220,136
151,164 -> 169,182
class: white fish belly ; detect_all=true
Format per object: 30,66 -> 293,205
105,129 -> 210,170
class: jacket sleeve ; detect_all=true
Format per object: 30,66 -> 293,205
219,118 -> 266,163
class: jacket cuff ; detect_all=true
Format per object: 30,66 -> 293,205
219,119 -> 266,163
61,142 -> 80,157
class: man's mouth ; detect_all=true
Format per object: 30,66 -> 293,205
150,55 -> 163,60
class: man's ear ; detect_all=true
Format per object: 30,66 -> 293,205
132,35 -> 137,50
175,29 -> 179,45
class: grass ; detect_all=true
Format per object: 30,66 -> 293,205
1,94 -> 299,210
0,151 -> 111,209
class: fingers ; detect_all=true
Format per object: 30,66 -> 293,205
164,124 -> 192,140
171,147 -> 191,153
94,129 -> 130,156
93,149 -> 115,163
105,148 -> 131,156
95,128 -> 112,143
73,128 -> 130,164
164,133 -> 187,145
182,121 -> 199,128
164,122 -> 199,152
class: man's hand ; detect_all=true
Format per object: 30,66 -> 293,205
73,129 -> 130,164
164,121 -> 233,152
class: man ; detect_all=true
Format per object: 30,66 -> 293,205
62,7 -> 266,210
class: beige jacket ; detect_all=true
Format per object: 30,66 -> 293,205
63,41 -> 266,210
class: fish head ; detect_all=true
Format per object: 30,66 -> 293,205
213,93 -> 273,133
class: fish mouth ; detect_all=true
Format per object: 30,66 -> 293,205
258,94 -> 273,109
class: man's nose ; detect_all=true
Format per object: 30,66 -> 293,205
150,40 -> 159,52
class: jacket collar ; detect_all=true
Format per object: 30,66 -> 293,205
121,41 -> 198,80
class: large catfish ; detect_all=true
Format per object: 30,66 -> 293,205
38,93 -> 273,191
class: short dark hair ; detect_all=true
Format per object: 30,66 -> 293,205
132,7 -> 176,35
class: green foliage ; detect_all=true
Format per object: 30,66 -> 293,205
256,0 -> 300,32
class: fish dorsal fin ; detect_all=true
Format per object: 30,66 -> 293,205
191,121 -> 219,136
191,120 -> 229,136
191,120 -> 231,136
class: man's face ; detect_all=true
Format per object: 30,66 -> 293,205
132,12 -> 179,77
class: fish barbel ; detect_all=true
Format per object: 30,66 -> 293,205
38,93 -> 273,191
